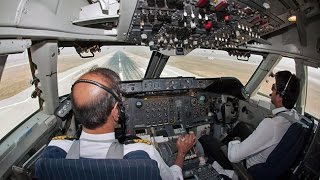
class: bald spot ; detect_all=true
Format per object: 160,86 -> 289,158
72,73 -> 113,107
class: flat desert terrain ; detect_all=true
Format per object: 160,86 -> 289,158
1,48 -> 319,126
0,54 -> 107,100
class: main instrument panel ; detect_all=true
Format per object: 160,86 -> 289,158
123,93 -> 221,130
121,77 -> 223,132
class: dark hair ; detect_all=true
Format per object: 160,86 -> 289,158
71,68 -> 121,129
275,70 -> 300,109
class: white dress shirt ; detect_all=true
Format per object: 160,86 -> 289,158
49,131 -> 183,180
228,107 -> 300,168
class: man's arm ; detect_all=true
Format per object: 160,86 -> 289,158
175,133 -> 196,168
228,118 -> 275,163
145,132 -> 196,180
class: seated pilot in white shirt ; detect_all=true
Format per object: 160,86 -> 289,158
199,70 -> 300,169
48,68 -> 196,180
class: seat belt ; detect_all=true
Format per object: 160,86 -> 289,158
66,139 -> 124,159
278,112 -> 297,123
278,112 -> 308,128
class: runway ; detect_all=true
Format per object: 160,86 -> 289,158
0,51 -> 197,140
103,51 -> 198,80
104,51 -> 143,80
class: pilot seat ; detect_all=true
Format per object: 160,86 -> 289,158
222,116 -> 315,180
35,142 -> 161,180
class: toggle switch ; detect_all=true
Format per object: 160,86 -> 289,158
148,10 -> 155,23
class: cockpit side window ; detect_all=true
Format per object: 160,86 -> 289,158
0,51 -> 39,141
306,67 -> 320,119
257,57 -> 296,99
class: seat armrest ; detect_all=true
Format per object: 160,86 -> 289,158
220,145 -> 254,180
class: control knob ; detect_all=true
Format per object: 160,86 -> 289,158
136,101 -> 143,108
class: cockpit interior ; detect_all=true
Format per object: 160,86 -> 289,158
0,0 -> 320,180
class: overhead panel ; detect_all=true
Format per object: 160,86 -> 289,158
123,0 -> 296,56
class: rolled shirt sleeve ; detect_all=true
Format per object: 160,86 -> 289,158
146,145 -> 183,180
170,165 -> 183,180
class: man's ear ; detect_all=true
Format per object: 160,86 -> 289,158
276,93 -> 283,103
111,102 -> 119,121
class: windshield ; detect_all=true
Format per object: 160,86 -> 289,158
57,47 -> 262,86
109,47 -> 262,84
166,49 -> 262,85
57,47 -> 151,96
0,46 -> 292,141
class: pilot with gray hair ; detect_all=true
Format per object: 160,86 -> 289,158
46,68 -> 196,180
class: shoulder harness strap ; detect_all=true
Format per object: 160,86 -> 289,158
278,112 -> 308,128
65,139 -> 124,159
66,140 -> 80,159
106,140 -> 124,159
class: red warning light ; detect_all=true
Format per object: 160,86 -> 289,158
198,0 -> 208,7
224,15 -> 230,22
204,21 -> 213,30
